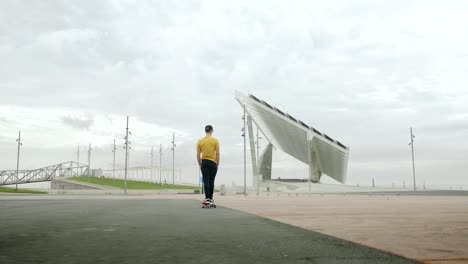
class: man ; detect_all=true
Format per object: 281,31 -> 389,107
197,125 -> 220,204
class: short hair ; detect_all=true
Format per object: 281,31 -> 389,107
205,125 -> 213,133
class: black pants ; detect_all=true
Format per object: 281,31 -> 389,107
201,159 -> 217,199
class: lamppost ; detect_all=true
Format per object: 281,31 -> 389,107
171,133 -> 176,185
112,139 -> 116,184
150,146 -> 154,183
159,144 -> 162,184
123,116 -> 132,194
307,133 -> 312,194
15,131 -> 23,190
87,143 -> 92,177
76,145 -> 80,176
408,127 -> 416,191
242,105 -> 247,196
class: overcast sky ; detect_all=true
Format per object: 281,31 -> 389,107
1,0 -> 467,187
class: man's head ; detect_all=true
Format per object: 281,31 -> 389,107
205,125 -> 213,134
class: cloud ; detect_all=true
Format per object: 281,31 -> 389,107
60,114 -> 95,130
423,119 -> 468,133
0,0 -> 467,185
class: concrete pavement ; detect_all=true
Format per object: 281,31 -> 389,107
216,194 -> 468,264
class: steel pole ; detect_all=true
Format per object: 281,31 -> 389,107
15,131 -> 21,190
172,133 -> 175,185
255,122 -> 260,195
151,146 -> 154,183
243,104 -> 247,196
113,139 -> 116,184
307,135 -> 311,194
256,127 -> 260,162
87,143 -> 91,177
159,144 -> 162,184
124,116 -> 129,194
77,145 -> 80,176
410,127 -> 416,191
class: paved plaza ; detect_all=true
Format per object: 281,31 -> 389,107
216,193 -> 468,264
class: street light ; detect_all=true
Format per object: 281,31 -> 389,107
159,144 -> 163,184
150,146 -> 154,183
87,143 -> 92,177
112,139 -> 116,184
15,131 -> 23,190
408,127 -> 416,191
171,133 -> 176,185
307,133 -> 312,194
123,116 -> 132,194
242,104 -> 247,196
76,145 -> 80,176
255,125 -> 263,195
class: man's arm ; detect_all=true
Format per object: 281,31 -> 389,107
197,146 -> 202,167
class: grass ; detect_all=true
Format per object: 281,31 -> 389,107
0,187 -> 48,194
69,176 -> 201,190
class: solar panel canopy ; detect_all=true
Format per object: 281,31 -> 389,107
235,91 -> 349,184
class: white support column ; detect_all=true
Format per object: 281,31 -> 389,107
307,135 -> 321,185
247,115 -> 259,190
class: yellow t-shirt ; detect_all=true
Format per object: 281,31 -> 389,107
197,136 -> 220,163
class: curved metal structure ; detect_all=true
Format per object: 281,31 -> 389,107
0,161 -> 88,186
235,91 -> 349,183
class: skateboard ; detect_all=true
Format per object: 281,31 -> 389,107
201,200 -> 217,209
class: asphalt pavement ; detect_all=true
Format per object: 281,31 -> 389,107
0,198 -> 419,264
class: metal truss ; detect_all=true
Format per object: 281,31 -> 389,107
0,161 -> 88,186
